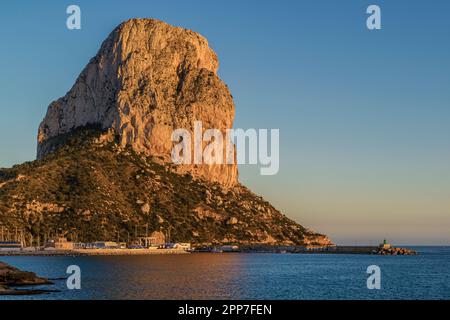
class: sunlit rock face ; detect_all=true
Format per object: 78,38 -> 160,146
38,18 -> 238,187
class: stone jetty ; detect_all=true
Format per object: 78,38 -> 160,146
375,247 -> 417,255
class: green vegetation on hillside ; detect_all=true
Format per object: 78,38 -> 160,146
0,128 -> 328,246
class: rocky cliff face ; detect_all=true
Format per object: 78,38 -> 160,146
38,18 -> 237,187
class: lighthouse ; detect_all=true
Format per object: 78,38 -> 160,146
380,239 -> 391,249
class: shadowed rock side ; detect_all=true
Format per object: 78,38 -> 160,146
1,18 -> 333,247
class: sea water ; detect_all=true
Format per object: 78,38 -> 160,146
1,246 -> 449,300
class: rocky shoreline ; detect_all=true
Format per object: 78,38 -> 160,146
0,261 -> 55,295
375,247 -> 417,255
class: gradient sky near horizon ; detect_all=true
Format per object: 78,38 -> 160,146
0,0 -> 449,245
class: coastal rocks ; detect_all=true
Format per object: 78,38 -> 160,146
0,261 -> 53,295
375,247 -> 417,255
302,234 -> 333,247
37,18 -> 238,188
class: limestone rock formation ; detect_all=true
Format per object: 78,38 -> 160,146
38,18 -> 237,187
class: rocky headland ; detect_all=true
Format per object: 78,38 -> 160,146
0,18 -> 332,248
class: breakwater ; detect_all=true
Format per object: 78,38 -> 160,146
234,245 -> 416,255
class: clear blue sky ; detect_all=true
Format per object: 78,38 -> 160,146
0,0 -> 449,244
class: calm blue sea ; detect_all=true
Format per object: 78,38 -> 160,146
1,246 -> 449,300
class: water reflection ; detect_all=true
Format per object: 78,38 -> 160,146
1,248 -> 449,300
83,254 -> 246,299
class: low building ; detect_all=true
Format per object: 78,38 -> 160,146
73,242 -> 86,249
219,245 -> 239,252
380,239 -> 391,249
166,243 -> 191,250
0,242 -> 22,252
306,244 -> 326,251
45,237 -> 74,250
90,241 -> 120,249
118,242 -> 127,249
137,231 -> 166,248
